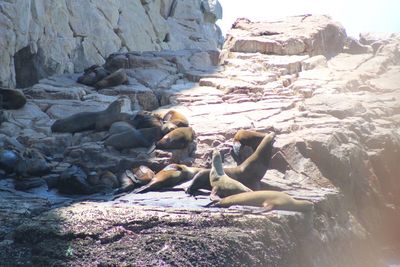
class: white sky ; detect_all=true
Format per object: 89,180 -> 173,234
216,0 -> 400,37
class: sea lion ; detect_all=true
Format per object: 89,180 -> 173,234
131,165 -> 155,185
186,132 -> 276,195
104,128 -> 152,150
129,111 -> 163,129
114,165 -> 155,195
205,190 -> 314,213
210,149 -> 252,199
138,127 -> 162,144
232,130 -> 266,164
51,98 -> 125,133
133,164 -> 203,194
98,170 -> 119,189
95,68 -> 128,89
77,65 -> 109,86
162,110 -> 189,127
0,87 -> 27,110
156,127 -> 195,150
108,121 -> 134,135
161,121 -> 179,135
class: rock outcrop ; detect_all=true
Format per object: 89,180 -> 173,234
0,0 -> 222,88
1,14 -> 400,266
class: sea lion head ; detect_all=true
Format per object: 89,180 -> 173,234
106,98 -> 125,113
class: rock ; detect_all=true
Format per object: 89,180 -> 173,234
343,36 -> 373,54
223,15 -> 346,57
0,88 -> 27,109
301,55 -> 327,70
1,13 -> 400,267
56,165 -> 93,195
359,32 -> 398,45
0,150 -> 20,173
0,0 -> 222,88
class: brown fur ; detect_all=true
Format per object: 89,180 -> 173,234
210,149 -> 252,199
232,130 -> 266,164
114,166 -> 155,196
133,164 -> 203,194
207,190 -> 314,212
186,132 -> 275,195
163,110 -> 189,127
156,127 -> 195,150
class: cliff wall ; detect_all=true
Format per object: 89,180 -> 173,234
0,0 -> 222,88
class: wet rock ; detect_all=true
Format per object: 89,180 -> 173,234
0,88 -> 26,110
0,150 -> 20,173
14,178 -> 47,191
57,166 -> 92,195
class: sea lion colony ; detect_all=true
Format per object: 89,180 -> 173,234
0,88 -> 313,213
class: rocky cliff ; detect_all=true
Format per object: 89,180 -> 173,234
1,12 -> 400,267
0,0 -> 222,88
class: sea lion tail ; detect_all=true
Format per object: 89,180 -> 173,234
112,183 -> 138,200
132,184 -> 150,194
203,200 -> 220,208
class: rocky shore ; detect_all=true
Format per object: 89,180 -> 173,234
0,11 -> 399,267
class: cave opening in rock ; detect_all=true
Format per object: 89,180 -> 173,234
14,46 -> 39,88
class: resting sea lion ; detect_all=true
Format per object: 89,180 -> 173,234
131,165 -> 155,185
156,127 -> 195,150
0,87 -> 27,109
206,190 -> 314,212
129,111 -> 162,129
133,164 -> 203,194
161,121 -> 179,135
77,65 -> 109,86
108,121 -> 134,135
163,110 -> 189,127
51,98 -> 125,133
104,128 -> 152,150
186,132 -> 275,195
210,149 -> 252,199
114,165 -> 155,195
114,164 -> 203,198
95,68 -> 128,89
98,171 -> 119,189
232,130 -> 266,164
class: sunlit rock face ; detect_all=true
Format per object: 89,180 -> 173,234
1,13 -> 400,267
0,0 -> 222,88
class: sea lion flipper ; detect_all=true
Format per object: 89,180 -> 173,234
112,182 -> 138,200
203,200 -> 219,208
262,201 -> 274,211
186,169 -> 211,196
210,187 -> 221,201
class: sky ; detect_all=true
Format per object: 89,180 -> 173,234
216,0 -> 400,38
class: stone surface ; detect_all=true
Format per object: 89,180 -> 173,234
222,15 -> 347,57
1,14 -> 400,267
0,0 -> 222,88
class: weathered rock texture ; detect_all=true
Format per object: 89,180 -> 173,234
1,15 -> 400,267
0,0 -> 222,88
